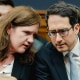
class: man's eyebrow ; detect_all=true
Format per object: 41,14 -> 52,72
49,28 -> 68,31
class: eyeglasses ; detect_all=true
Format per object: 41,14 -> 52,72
48,27 -> 72,38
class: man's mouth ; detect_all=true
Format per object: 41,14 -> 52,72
56,43 -> 65,48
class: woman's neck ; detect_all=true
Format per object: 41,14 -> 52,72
0,54 -> 14,66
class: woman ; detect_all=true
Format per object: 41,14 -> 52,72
0,6 -> 40,80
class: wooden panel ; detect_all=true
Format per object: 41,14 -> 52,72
38,27 -> 50,41
37,10 -> 50,41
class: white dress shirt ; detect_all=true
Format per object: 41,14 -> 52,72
63,38 -> 80,80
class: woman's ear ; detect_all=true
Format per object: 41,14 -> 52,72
6,23 -> 12,35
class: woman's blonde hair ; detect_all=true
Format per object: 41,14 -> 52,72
0,6 -> 40,63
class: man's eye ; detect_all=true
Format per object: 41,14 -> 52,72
60,30 -> 66,32
51,31 -> 57,34
59,29 -> 68,32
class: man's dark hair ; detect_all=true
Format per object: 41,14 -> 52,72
45,1 -> 80,27
0,0 -> 14,7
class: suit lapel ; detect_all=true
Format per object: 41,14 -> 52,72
11,59 -> 23,80
50,47 -> 68,80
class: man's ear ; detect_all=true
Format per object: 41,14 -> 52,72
78,23 -> 80,34
6,23 -> 12,35
74,23 -> 80,34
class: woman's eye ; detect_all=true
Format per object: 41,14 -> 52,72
24,31 -> 31,35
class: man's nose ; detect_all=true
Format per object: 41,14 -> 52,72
56,33 -> 63,42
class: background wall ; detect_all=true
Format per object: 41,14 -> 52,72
12,0 -> 80,10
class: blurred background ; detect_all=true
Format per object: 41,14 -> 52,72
12,0 -> 80,10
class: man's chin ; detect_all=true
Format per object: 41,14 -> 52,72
57,48 -> 68,52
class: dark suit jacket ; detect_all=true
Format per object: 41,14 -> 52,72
33,42 -> 68,80
11,58 -> 32,80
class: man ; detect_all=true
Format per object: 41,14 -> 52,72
34,1 -> 80,80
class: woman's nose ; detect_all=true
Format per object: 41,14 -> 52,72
27,35 -> 34,44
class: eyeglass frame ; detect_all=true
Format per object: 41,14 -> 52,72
47,27 -> 72,38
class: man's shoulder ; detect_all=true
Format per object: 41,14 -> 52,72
36,42 -> 56,56
43,42 -> 56,50
35,42 -> 61,62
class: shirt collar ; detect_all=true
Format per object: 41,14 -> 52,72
71,37 -> 80,56
63,37 -> 80,57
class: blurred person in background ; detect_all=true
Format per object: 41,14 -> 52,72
0,0 -> 14,18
